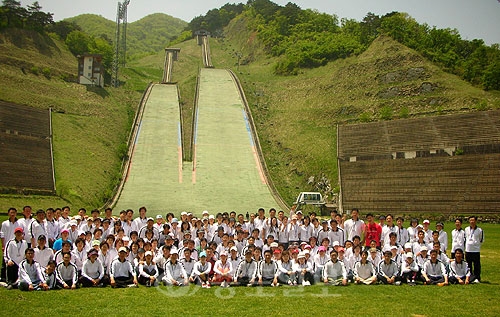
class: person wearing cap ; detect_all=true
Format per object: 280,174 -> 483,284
81,249 -> 105,287
228,246 -> 241,275
110,246 -> 137,288
416,246 -> 429,272
190,251 -> 212,288
322,250 -> 347,286
344,208 -> 365,242
367,247 -> 382,270
163,247 -> 188,286
313,246 -> 329,282
449,248 -> 472,285
317,219 -> 330,246
422,219 -> 433,243
4,227 -> 28,288
377,251 -> 400,285
153,215 -> 163,231
17,248 -> 47,291
401,252 -> 418,285
34,234 -> 53,269
353,250 -> 376,285
451,218 -> 465,259
294,251 -> 314,286
139,218 -> 160,241
287,215 -> 300,247
234,248 -> 258,286
56,251 -> 78,289
213,251 -> 233,287
138,251 -> 158,287
422,249 -> 448,286
257,249 -> 279,286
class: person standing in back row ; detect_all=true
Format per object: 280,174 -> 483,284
464,216 -> 483,283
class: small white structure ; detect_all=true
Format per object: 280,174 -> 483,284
78,54 -> 104,87
294,192 -> 325,206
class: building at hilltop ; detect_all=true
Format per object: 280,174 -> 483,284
77,54 -> 104,87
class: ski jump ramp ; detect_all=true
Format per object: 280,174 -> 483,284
114,68 -> 280,215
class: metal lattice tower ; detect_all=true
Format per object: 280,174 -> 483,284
111,0 -> 130,88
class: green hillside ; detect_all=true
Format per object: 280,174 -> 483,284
0,28 -> 141,211
65,13 -> 188,57
1,4 -> 500,212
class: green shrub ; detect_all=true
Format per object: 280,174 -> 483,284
359,112 -> 371,122
379,105 -> 393,120
30,66 -> 39,75
42,67 -> 51,79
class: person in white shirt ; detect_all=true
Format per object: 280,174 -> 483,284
401,252 -> 419,285
1,208 -> 19,283
110,247 -> 137,288
464,216 -> 484,283
294,251 -> 314,286
138,251 -> 158,287
162,248 -> 188,286
395,217 -> 409,246
234,249 -> 258,286
277,250 -> 296,285
422,249 -> 448,286
33,235 -> 53,269
322,250 -> 347,286
449,248 -> 472,285
80,249 -> 105,287
353,250 -> 376,285
257,250 -> 278,286
4,227 -> 27,288
190,251 -> 212,287
343,208 -> 364,241
451,218 -> 466,259
56,252 -> 78,289
17,206 -> 33,247
436,222 -> 448,253
18,248 -> 46,291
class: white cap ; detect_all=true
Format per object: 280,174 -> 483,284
208,215 -> 215,219
145,251 -> 153,257
202,210 -> 209,215
181,212 -> 187,216
156,214 -> 163,219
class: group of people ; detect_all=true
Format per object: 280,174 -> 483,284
0,205 -> 484,291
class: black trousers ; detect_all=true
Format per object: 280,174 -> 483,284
466,252 -> 481,281
6,263 -> 19,285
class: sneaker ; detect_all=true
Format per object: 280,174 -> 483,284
0,282 -> 8,288
293,280 -> 297,286
473,279 -> 481,284
6,284 -> 13,290
395,281 -> 401,286
247,283 -> 252,287
127,284 -> 138,288
302,280 -> 307,286
221,281 -> 226,288
437,282 -> 445,287
201,282 -> 206,288
288,280 -> 293,286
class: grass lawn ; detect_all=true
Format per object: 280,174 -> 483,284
0,220 -> 499,316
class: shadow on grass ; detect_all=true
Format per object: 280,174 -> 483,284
85,86 -> 110,98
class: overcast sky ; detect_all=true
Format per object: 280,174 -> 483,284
20,0 -> 500,45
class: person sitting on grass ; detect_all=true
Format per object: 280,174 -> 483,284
18,248 -> 47,291
377,251 -> 400,285
322,250 -> 347,286
190,251 -> 212,288
43,260 -> 60,290
258,250 -> 279,287
80,249 -> 105,287
353,250 -> 376,285
213,251 -> 233,287
295,251 -> 314,286
449,248 -> 472,285
277,250 -> 296,285
138,251 -> 158,287
163,248 -> 188,286
234,249 -> 258,286
401,252 -> 419,286
56,252 -> 78,289
110,247 -> 138,288
422,249 -> 448,286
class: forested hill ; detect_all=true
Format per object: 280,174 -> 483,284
186,0 -> 500,91
65,13 -> 187,57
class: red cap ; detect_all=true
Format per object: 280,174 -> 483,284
14,227 -> 23,234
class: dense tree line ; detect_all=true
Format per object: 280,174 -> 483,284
188,0 -> 500,90
0,0 -> 113,73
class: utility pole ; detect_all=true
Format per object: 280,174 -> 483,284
111,0 -> 130,88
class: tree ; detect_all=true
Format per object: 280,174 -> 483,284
46,20 -> 82,41
65,30 -> 91,55
26,1 -> 53,32
1,0 -> 26,28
